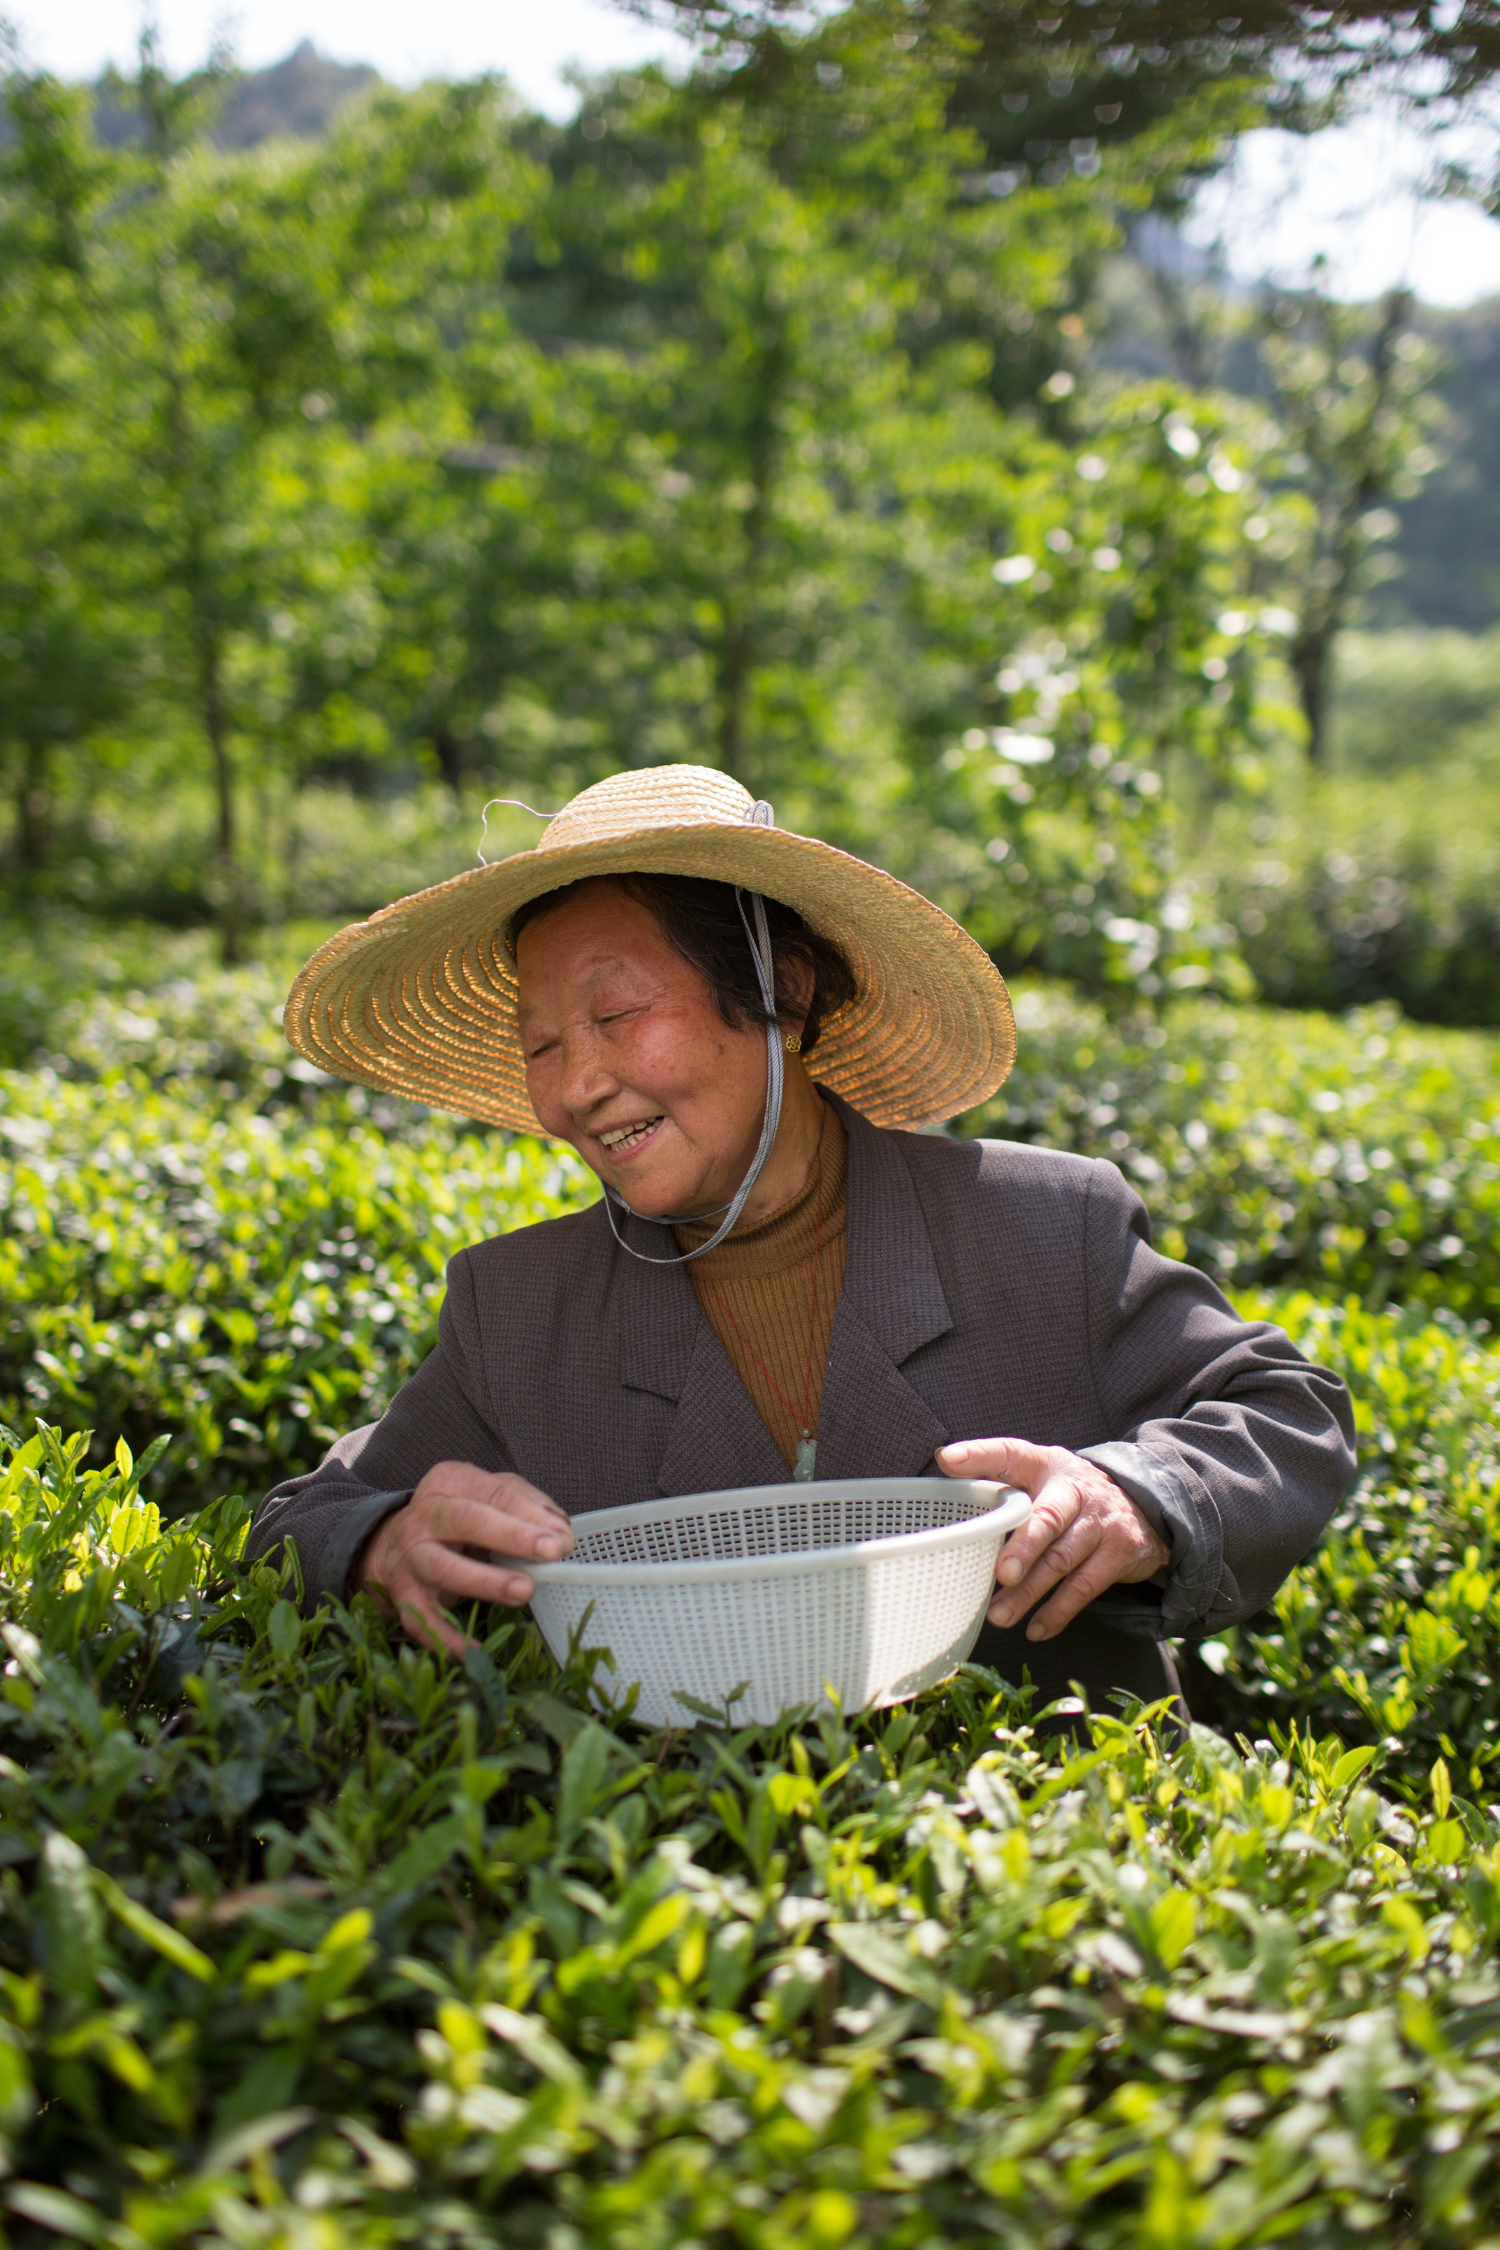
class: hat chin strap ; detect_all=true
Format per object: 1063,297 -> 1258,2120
602,881 -> 785,1267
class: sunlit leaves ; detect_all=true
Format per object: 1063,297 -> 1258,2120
4,1431 -> 1500,2241
968,979 -> 1500,1318
0,978 -> 593,1504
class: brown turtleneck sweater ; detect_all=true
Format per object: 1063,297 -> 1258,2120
673,1100 -> 848,1470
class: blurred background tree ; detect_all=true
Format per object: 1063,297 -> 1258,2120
1255,283 -> 1442,765
0,0 -> 1496,1013
1,34 -> 537,955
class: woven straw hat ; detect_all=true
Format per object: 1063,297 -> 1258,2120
284,765 -> 1016,1133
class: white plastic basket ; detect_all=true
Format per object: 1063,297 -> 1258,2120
515,1477 -> 1030,1728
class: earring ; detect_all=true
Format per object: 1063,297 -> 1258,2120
784,1032 -> 802,1054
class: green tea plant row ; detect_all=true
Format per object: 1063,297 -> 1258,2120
0,1076 -> 591,1508
976,983 -> 1500,1322
3,967 -> 1498,1507
4,1424 -> 1500,2249
1193,1296 -> 1500,1811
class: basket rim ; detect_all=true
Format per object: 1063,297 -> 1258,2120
515,1477 -> 1031,1587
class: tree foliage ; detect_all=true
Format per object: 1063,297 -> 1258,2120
0,40 -> 535,954
0,14 -> 1460,1000
633,0 -> 1500,151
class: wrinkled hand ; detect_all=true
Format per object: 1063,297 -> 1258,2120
356,1460 -> 574,1659
938,1437 -> 1168,1641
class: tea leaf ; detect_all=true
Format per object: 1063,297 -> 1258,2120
95,1872 -> 215,1984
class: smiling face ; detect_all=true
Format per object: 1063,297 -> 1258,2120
516,879 -> 787,1221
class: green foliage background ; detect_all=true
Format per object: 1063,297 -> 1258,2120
3,17 -> 1492,1016
2,10 -> 1499,2240
3,961 -> 1497,1507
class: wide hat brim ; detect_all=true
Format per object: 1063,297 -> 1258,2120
284,766 -> 1016,1133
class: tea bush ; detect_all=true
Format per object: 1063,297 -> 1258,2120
0,1074 -> 590,1509
5,1422 -> 1500,2249
1200,631 -> 1500,1029
4,971 -> 1498,1509
1196,1294 -> 1500,1812
974,983 -> 1500,1322
0,921 -> 326,1082
1214,780 -> 1500,1030
7,951 -> 1500,2241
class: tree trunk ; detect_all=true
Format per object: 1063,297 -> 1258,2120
1287,288 -> 1412,768
135,69 -> 248,963
717,488 -> 766,775
196,615 -> 244,964
431,722 -> 468,797
1146,255 -> 1217,393
16,738 -> 49,882
717,606 -> 755,775
1289,623 -> 1333,767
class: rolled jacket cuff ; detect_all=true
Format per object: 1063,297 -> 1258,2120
310,1489 -> 414,1612
1077,1442 -> 1222,1640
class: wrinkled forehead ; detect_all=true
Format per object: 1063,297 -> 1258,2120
512,877 -> 657,962
513,888 -> 691,1021
515,946 -> 638,1019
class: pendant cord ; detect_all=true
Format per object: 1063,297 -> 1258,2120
699,1130 -> 826,1447
601,883 -> 785,1266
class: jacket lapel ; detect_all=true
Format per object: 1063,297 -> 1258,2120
610,1096 -> 956,1495
815,1308 -> 951,1479
810,1095 -> 954,1481
614,1221 -> 700,1404
655,1324 -> 791,1495
613,1217 -> 787,1496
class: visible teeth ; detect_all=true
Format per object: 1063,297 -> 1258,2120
599,1117 -> 663,1152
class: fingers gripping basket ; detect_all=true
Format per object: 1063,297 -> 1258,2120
519,1477 -> 1030,1728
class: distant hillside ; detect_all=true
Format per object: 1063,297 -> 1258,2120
91,40 -> 378,150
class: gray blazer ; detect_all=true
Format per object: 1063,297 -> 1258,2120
247,1094 -> 1356,1652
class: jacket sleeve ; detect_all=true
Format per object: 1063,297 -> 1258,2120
243,1248 -> 514,1609
1076,1158 -> 1356,1640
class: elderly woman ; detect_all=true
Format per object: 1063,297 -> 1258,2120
248,766 -> 1355,1715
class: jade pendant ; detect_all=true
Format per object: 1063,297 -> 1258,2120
794,1435 -> 816,1483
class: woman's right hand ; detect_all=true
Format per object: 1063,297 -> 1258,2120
355,1459 -> 574,1659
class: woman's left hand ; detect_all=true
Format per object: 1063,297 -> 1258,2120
937,1436 -> 1169,1640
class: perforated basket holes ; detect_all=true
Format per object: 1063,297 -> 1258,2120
566,1515 -> 711,1567
864,1541 -> 996,1673
530,1526 -> 1007,1729
665,1572 -> 868,1711
583,1569 -> 871,1726
567,1482 -> 988,1569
